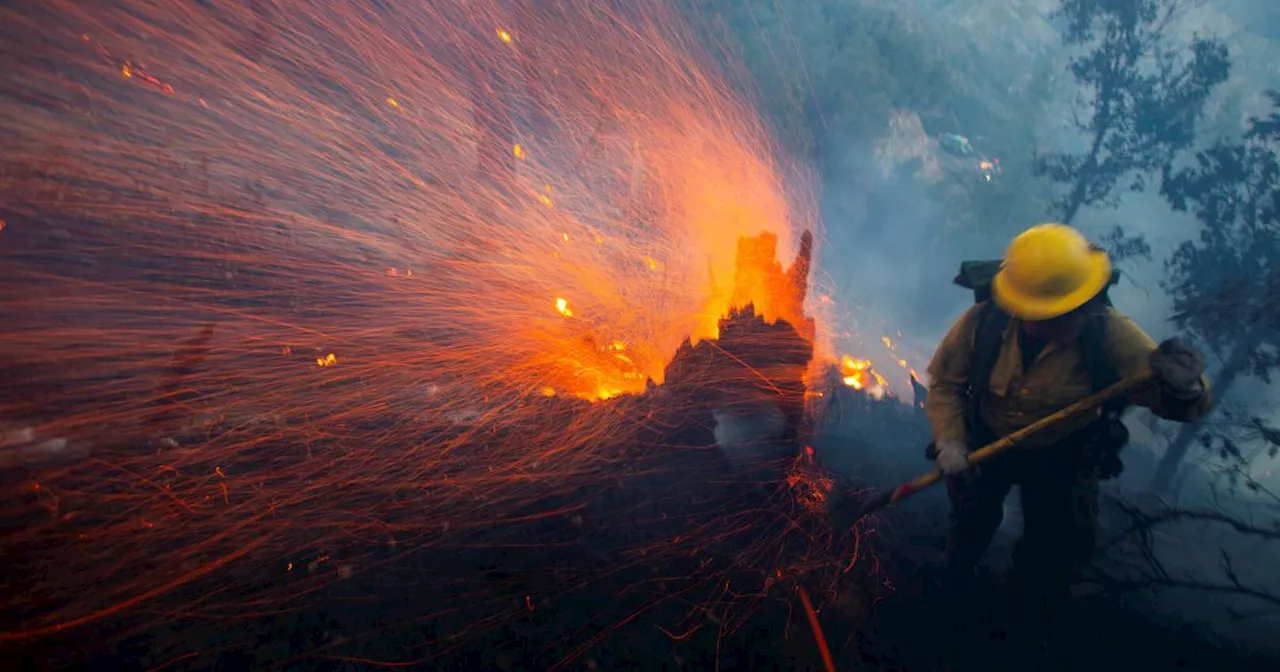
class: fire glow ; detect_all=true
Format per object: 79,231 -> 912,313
840,355 -> 886,392
0,0 -> 847,640
0,1 -> 900,663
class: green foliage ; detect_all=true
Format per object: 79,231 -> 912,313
1162,91 -> 1280,357
1207,89 -> 1246,143
1150,91 -> 1280,491
1035,0 -> 1231,230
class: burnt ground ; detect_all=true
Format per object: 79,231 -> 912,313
819,396 -> 1280,672
853,534 -> 1280,672
4,312 -> 1280,671
8,401 -> 1280,672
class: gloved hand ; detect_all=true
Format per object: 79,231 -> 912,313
934,438 -> 970,476
1149,338 -> 1206,400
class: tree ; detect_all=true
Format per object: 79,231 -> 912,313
1150,91 -> 1280,491
1034,0 -> 1230,231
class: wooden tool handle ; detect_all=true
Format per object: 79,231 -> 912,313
863,369 -> 1157,515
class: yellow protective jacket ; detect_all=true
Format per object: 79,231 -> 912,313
925,304 -> 1213,448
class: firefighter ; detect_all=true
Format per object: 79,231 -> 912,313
923,224 -> 1211,627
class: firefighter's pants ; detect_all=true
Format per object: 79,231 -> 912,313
944,445 -> 1099,589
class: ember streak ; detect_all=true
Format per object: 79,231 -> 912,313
0,1 -> 872,666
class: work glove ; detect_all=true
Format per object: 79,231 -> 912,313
934,438 -> 970,476
1149,338 -> 1206,400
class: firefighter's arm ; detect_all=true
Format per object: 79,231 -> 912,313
1103,309 -> 1213,422
925,305 -> 982,443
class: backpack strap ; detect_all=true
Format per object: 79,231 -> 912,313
963,301 -> 1010,442
1078,309 -> 1127,417
963,301 -> 1126,441
1078,308 -> 1132,478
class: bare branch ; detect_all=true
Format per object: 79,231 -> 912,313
1106,502 -> 1280,544
1095,492 -> 1280,617
1104,575 -> 1280,612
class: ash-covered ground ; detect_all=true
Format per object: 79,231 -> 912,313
3,304 -> 850,671
7,303 -> 1279,671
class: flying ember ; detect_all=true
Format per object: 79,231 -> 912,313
840,355 -> 887,392
0,0 -> 848,645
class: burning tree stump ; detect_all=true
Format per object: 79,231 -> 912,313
658,229 -> 816,460
728,230 -> 815,346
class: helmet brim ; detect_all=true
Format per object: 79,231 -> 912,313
991,250 -> 1112,321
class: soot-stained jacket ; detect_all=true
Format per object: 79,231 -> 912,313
925,304 -> 1213,449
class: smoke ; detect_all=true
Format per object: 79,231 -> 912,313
819,133 -> 959,336
782,0 -> 1280,655
712,404 -> 789,473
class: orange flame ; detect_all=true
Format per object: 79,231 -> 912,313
0,0 -> 844,643
839,355 -> 886,392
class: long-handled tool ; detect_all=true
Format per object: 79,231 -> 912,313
831,369 -> 1155,526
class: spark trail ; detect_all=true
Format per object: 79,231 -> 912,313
0,0 -> 868,665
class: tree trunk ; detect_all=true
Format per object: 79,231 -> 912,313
1061,172 -> 1088,226
1061,119 -> 1108,226
1149,336 -> 1260,492
1061,67 -> 1116,226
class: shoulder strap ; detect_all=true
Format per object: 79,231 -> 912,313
965,303 -> 1126,428
964,301 -> 1009,438
1079,311 -> 1126,417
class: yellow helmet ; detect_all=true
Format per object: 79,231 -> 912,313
991,223 -> 1112,321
